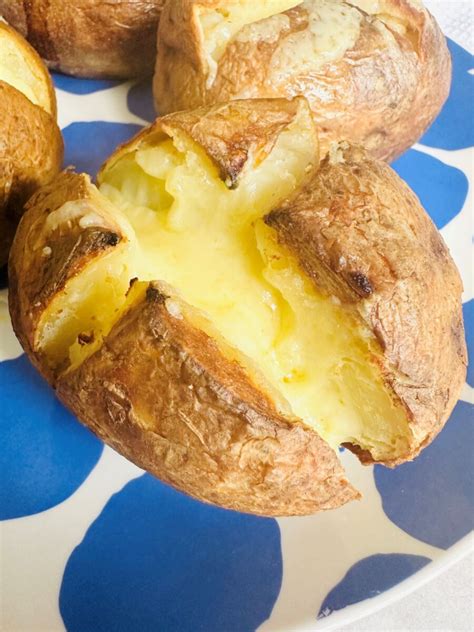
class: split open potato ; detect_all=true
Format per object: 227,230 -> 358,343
9,98 -> 466,516
0,21 -> 63,267
0,0 -> 165,79
154,0 -> 451,161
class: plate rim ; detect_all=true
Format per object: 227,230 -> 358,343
294,532 -> 474,631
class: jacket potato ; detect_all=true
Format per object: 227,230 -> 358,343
0,21 -> 63,268
0,0 -> 165,79
9,98 -> 466,516
154,0 -> 451,162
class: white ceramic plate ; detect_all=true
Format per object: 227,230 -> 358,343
1,2 -> 472,630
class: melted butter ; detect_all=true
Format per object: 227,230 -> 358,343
269,0 -> 363,79
97,124 -> 409,460
38,104 -> 410,460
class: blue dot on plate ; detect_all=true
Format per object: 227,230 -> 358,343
463,300 -> 474,388
62,122 -> 143,178
375,400 -> 474,550
127,79 -> 156,122
60,474 -> 282,632
318,554 -> 431,619
0,356 -> 103,520
392,149 -> 468,230
53,73 -> 123,95
421,39 -> 474,151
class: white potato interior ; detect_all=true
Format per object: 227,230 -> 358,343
35,192 -> 139,371
0,25 -> 52,113
37,246 -> 136,371
90,126 -> 409,460
197,0 -> 301,84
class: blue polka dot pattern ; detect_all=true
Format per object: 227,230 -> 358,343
463,301 -> 474,387
53,73 -> 122,95
60,474 -> 283,632
0,356 -> 103,520
375,401 -> 474,550
392,149 -> 468,230
127,79 -> 156,122
318,554 -> 431,619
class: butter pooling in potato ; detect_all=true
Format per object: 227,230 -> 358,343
9,98 -> 466,516
98,141 -> 410,461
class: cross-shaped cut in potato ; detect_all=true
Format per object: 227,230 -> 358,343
9,98 -> 466,515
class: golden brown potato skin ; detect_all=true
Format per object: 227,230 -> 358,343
154,0 -> 451,161
267,143 -> 467,463
57,281 -> 359,516
0,81 -> 63,268
0,0 -> 165,78
100,96 -> 319,187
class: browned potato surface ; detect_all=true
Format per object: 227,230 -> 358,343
0,0 -> 165,78
154,0 -> 451,161
9,98 -> 466,516
0,21 -> 63,267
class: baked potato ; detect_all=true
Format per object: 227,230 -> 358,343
9,98 -> 466,516
0,0 -> 165,79
0,21 -> 63,268
154,0 -> 451,162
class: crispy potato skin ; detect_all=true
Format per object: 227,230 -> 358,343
8,172 -> 125,375
100,96 -> 318,187
57,282 -> 359,516
0,0 -> 165,78
266,143 -> 467,463
154,0 -> 451,161
0,81 -> 63,268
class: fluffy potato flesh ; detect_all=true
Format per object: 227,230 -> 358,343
34,194 -> 137,371
197,0 -> 301,84
38,247 -> 136,371
37,123 -> 410,461
0,23 -> 53,114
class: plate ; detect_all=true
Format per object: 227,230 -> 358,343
1,3 -> 473,630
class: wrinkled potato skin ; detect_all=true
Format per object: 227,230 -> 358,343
9,100 -> 466,515
57,282 -> 359,516
100,96 -> 318,187
154,0 -> 451,161
267,143 -> 467,463
0,81 -> 63,267
0,0 -> 165,78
